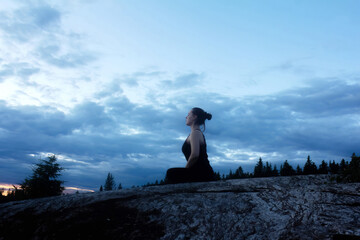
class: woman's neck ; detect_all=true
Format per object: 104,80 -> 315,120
191,124 -> 201,132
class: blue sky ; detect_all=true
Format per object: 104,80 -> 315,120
0,0 -> 359,191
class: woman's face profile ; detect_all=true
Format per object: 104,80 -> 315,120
186,110 -> 197,126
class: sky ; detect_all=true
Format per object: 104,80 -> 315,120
0,0 -> 359,192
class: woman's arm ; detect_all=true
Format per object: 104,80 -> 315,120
185,130 -> 201,168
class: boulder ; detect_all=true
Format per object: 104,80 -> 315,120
1,175 -> 360,239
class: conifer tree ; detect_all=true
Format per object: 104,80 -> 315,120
264,162 -> 273,177
296,164 -> 303,175
118,183 -> 122,190
99,185 -> 103,191
340,153 -> 360,182
329,160 -> 340,174
318,160 -> 328,174
234,166 -> 244,178
303,155 -> 317,175
214,171 -> 221,180
272,165 -> 279,177
21,155 -> 64,199
280,160 -> 295,176
254,157 -> 264,177
339,159 -> 349,173
104,172 -> 116,191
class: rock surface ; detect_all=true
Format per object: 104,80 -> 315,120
1,175 -> 360,240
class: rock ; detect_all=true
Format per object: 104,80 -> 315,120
1,175 -> 360,239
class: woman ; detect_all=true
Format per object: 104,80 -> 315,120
165,107 -> 215,184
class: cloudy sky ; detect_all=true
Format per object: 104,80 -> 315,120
0,0 -> 359,192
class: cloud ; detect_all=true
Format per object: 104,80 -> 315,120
0,4 -> 61,42
160,73 -> 204,89
0,62 -> 40,82
0,1 -> 97,77
30,6 -> 61,28
1,78 -> 359,189
36,44 -> 96,68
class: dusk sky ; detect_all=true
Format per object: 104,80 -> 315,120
0,0 -> 359,192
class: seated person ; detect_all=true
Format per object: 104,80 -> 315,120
166,107 -> 215,184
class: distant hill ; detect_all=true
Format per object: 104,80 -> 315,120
1,175 -> 360,240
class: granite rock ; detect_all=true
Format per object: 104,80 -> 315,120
1,175 -> 360,239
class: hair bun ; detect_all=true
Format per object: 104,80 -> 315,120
205,112 -> 212,120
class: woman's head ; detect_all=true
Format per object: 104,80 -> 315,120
186,107 -> 212,130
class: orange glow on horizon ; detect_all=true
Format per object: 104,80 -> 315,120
0,183 -> 94,196
0,183 -> 21,196
63,186 -> 95,194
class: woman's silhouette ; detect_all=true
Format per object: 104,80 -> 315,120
166,107 -> 215,184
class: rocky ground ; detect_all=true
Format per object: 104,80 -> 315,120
1,175 -> 360,240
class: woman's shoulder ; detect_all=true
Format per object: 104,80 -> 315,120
190,129 -> 203,136
190,129 -> 205,143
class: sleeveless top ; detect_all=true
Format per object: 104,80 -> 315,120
182,130 -> 212,171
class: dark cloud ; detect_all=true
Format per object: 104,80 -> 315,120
0,79 -> 359,189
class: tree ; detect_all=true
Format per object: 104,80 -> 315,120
264,162 -> 273,177
296,164 -> 303,175
329,160 -> 340,174
118,183 -> 122,190
104,173 -> 116,191
280,160 -> 296,176
272,165 -> 279,177
303,156 -> 317,175
214,171 -> 221,181
234,166 -> 244,178
21,155 -> 64,199
339,153 -> 360,182
99,185 -> 103,191
254,157 -> 264,177
318,160 -> 328,174
339,159 -> 349,173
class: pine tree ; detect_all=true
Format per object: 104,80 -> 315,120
340,153 -> 360,182
234,166 -> 244,178
329,160 -> 340,174
254,157 -> 264,177
264,162 -> 273,177
303,155 -> 317,175
21,155 -> 64,199
272,165 -> 279,177
340,159 -> 349,173
296,164 -> 303,175
227,169 -> 234,179
214,171 -> 221,181
104,172 -> 116,191
118,183 -> 122,190
318,160 -> 328,174
280,160 -> 295,176
99,185 -> 103,191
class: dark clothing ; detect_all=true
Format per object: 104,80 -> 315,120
166,131 -> 214,184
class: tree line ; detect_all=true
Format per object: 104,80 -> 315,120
146,153 -> 360,186
1,153 -> 359,203
216,153 -> 360,182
